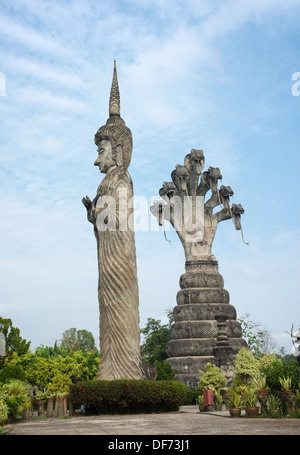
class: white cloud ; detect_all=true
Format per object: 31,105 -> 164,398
0,0 -> 299,354
13,86 -> 86,111
0,12 -> 72,56
202,0 -> 300,41
4,53 -> 84,90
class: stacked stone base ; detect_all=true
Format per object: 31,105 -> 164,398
166,260 -> 247,389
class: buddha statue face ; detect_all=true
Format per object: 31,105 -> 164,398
94,139 -> 117,174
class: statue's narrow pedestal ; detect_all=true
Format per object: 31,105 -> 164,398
166,260 -> 247,389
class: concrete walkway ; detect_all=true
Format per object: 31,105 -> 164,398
2,406 -> 300,436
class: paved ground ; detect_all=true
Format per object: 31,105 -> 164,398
2,406 -> 300,437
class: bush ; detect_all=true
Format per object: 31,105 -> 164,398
0,393 -> 8,426
48,373 -> 72,396
155,361 -> 175,380
0,380 -> 31,419
184,389 -> 202,405
0,365 -> 27,383
261,357 -> 300,392
198,362 -> 227,392
69,379 -> 187,414
234,348 -> 260,383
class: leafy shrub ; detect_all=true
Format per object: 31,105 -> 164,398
0,365 -> 27,383
0,380 -> 31,419
69,379 -> 187,414
183,389 -> 202,405
234,348 -> 260,383
198,362 -> 227,392
261,357 -> 300,392
48,373 -> 72,395
0,393 -> 8,426
155,361 -> 175,380
259,353 -> 279,370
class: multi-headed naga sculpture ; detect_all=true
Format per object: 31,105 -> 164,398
151,149 -> 248,388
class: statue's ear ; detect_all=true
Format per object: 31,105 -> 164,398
116,145 -> 123,167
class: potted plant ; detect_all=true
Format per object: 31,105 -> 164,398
228,391 -> 242,417
213,390 -> 224,411
198,363 -> 227,412
243,388 -> 259,418
252,375 -> 268,413
295,388 -> 300,414
279,376 -> 292,393
280,376 -> 295,415
267,394 -> 281,416
198,394 -> 206,412
252,374 -> 268,394
35,390 -> 48,416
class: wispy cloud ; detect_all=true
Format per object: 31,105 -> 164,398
14,86 -> 86,111
0,12 -> 72,56
0,0 -> 299,352
4,54 -> 84,90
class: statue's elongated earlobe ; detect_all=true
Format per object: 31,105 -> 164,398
116,145 -> 123,167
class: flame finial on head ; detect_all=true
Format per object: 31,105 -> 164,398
109,60 -> 120,117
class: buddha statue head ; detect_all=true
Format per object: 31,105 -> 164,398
94,61 -> 133,172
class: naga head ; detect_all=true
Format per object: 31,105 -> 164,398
171,164 -> 189,193
219,185 -> 234,208
159,181 -> 176,201
231,203 -> 245,230
185,149 -> 205,175
150,200 -> 166,226
207,166 -> 222,193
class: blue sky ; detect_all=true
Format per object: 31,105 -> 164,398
0,0 -> 299,354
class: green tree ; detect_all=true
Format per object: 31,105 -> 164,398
238,313 -> 277,357
19,353 -> 53,390
141,318 -> 171,364
0,323 -> 100,392
0,364 -> 27,383
48,373 -> 72,395
60,328 -> 97,352
51,351 -> 99,383
35,341 -> 67,358
0,317 -> 30,367
234,347 -> 260,384
155,361 -> 175,380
